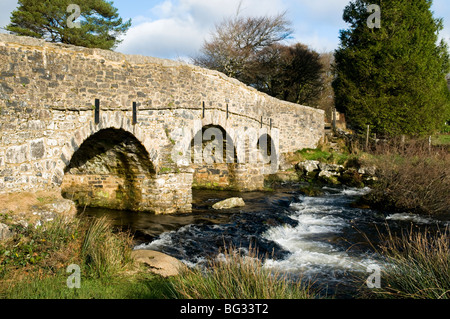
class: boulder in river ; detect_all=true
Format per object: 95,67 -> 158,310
212,197 -> 246,210
358,166 -> 377,176
296,160 -> 320,174
131,250 -> 186,277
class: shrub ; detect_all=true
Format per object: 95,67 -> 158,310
363,140 -> 449,215
0,216 -> 80,274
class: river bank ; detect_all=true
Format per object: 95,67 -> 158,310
1,140 -> 449,299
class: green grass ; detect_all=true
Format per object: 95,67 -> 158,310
0,214 -> 142,299
0,214 -> 175,299
294,148 -> 353,165
432,134 -> 450,146
0,216 -> 80,273
81,216 -> 133,278
296,148 -> 332,162
2,271 -> 172,299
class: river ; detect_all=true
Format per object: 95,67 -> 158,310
80,185 -> 450,298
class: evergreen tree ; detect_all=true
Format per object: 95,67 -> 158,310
333,0 -> 450,137
6,0 -> 131,50
250,43 -> 325,106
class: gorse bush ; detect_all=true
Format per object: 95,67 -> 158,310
169,245 -> 317,299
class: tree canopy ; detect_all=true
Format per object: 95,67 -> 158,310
333,0 -> 450,137
193,12 -> 293,81
6,0 -> 131,50
249,43 -> 325,106
193,12 -> 326,107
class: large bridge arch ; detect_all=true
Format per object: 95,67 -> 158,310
51,111 -> 162,188
60,127 -> 157,211
190,123 -> 238,190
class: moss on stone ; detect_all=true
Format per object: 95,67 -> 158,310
299,185 -> 324,197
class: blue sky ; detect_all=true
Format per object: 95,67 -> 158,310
1,0 -> 449,61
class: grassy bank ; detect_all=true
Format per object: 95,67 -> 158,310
0,214 -> 163,299
1,205 -> 448,299
3,271 -> 170,299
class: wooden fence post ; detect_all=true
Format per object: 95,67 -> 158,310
365,125 -> 370,150
332,108 -> 337,131
428,136 -> 432,153
94,99 -> 100,124
132,102 -> 137,125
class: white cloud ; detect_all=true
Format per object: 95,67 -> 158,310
286,0 -> 350,26
116,0 -> 287,59
117,17 -> 205,60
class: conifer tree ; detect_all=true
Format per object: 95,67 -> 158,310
333,0 -> 450,136
6,0 -> 131,50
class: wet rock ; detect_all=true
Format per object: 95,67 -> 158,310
318,163 -> 345,173
299,185 -> 324,197
339,169 -> 364,188
267,171 -> 300,184
212,197 -> 246,210
318,171 -> 340,185
0,223 -> 13,241
296,160 -> 320,174
131,250 -> 185,277
358,166 -> 377,176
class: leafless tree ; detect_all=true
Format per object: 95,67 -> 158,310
315,52 -> 336,120
193,11 -> 293,81
193,8 -> 328,108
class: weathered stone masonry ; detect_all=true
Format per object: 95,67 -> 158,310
0,34 -> 324,214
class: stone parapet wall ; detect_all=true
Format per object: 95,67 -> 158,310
0,34 -> 324,213
0,33 -> 323,150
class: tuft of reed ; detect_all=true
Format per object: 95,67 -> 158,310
81,216 -> 134,278
364,227 -> 450,299
169,245 -> 317,299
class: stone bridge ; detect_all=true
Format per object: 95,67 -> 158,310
0,34 -> 324,214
